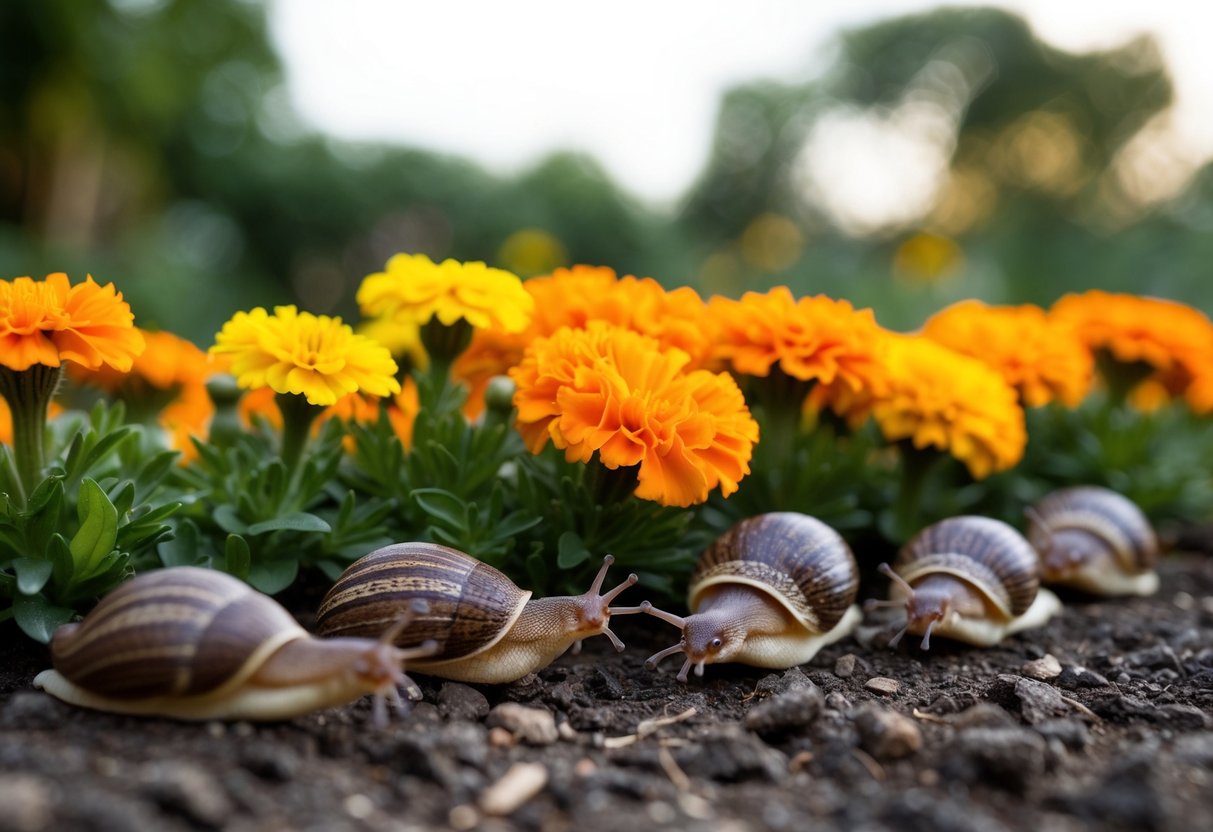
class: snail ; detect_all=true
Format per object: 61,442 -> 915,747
873,516 -> 1061,648
33,566 -> 436,722
634,512 -> 862,682
1025,485 -> 1160,596
314,543 -> 641,684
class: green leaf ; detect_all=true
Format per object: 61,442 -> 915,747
47,534 -> 74,589
213,505 -> 248,534
12,594 -> 75,644
158,520 -> 200,567
556,531 -> 591,568
247,559 -> 299,594
70,479 -> 119,574
412,488 -> 467,530
224,534 -> 251,580
13,558 -> 53,595
246,512 -> 332,535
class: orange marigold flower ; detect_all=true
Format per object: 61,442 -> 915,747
871,334 -> 1026,479
921,300 -> 1093,407
455,265 -> 714,417
0,273 -> 144,371
1051,291 -> 1213,383
510,323 -> 759,508
387,377 -> 420,451
70,328 -> 209,394
708,287 -> 890,402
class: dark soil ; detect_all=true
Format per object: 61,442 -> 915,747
2,555 -> 1212,832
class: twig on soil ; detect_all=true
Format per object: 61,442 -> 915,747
603,707 -> 698,749
851,748 -> 886,782
479,762 -> 549,817
658,746 -> 692,792
911,708 -> 950,724
1058,694 -> 1102,723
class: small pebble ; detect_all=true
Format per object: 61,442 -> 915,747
1013,676 -> 1069,725
449,804 -> 479,830
479,762 -> 548,816
1057,666 -> 1110,690
834,654 -> 858,678
865,677 -> 900,696
488,726 -> 516,748
574,758 -> 597,777
486,703 -> 559,745
0,774 -> 52,832
140,762 -> 233,828
438,683 -> 491,721
1021,654 -> 1062,681
744,686 -> 824,735
343,793 -> 375,820
855,706 -> 923,759
825,692 -> 851,712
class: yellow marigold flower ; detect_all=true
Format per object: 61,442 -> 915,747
511,323 -> 759,508
921,300 -> 1093,407
358,253 -> 533,333
455,265 -> 714,416
211,306 -> 401,407
1051,291 -> 1213,380
0,273 -> 144,371
871,334 -> 1026,479
357,315 -> 428,371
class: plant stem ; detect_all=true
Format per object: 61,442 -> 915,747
276,392 -> 322,484
0,364 -> 61,506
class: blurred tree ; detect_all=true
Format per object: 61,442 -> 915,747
1,2 -> 1210,342
679,7 -> 1210,327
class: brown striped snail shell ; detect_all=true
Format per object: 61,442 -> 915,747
876,515 -> 1060,648
637,512 -> 862,681
315,542 -> 641,684
1026,486 -> 1160,596
33,566 -> 434,722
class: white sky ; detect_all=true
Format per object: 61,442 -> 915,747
269,0 -> 1213,207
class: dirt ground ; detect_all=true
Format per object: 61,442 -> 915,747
1,554 -> 1211,832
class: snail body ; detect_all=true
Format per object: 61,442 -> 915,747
1026,486 -> 1160,596
638,512 -> 862,681
315,543 -> 640,684
33,567 -> 433,721
879,516 -> 1061,648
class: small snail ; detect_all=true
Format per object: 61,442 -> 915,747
33,567 -> 436,722
315,543 -> 641,684
1025,485 -> 1160,596
873,516 -> 1061,648
635,512 -> 862,682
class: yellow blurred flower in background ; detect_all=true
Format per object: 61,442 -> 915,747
0,273 -> 144,372
871,334 -> 1026,479
357,315 -> 428,372
211,305 -> 401,406
358,253 -> 533,334
922,300 -> 1093,407
510,322 -> 758,508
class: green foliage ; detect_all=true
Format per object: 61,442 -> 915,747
0,403 -> 182,642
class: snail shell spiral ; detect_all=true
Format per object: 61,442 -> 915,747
690,512 -> 859,633
894,515 -> 1039,619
